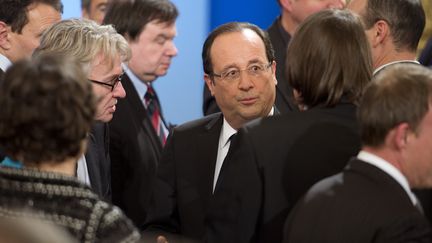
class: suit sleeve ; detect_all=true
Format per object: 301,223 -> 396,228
373,212 -> 432,243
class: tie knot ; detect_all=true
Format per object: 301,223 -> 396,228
144,85 -> 156,103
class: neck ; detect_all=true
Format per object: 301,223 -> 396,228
374,48 -> 417,70
362,146 -> 403,172
280,11 -> 297,36
25,157 -> 78,177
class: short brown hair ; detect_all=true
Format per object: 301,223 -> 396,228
286,9 -> 372,108
0,0 -> 63,34
0,54 -> 95,164
202,22 -> 275,76
361,0 -> 425,52
103,0 -> 178,41
359,63 -> 432,147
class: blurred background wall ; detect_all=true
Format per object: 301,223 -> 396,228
62,0 -> 279,125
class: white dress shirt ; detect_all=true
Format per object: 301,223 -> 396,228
212,107 -> 275,192
76,155 -> 91,186
357,150 -> 418,206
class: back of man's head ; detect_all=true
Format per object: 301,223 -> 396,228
0,0 -> 63,34
103,0 -> 178,41
361,0 -> 425,52
359,63 -> 432,147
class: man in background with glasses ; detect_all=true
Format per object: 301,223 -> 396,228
33,18 -> 131,201
143,22 -> 277,242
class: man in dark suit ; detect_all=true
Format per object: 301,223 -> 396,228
348,0 -> 432,222
348,0 -> 425,74
284,63 -> 432,243
207,9 -> 372,243
143,22 -> 277,242
103,0 -> 178,226
34,19 -> 131,201
202,0 -> 345,115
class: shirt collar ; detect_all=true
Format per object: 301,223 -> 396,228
221,118 -> 237,148
357,150 -> 418,205
123,63 -> 148,99
0,54 -> 12,72
221,107 -> 275,147
373,60 -> 419,76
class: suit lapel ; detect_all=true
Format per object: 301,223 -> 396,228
196,114 -> 223,203
121,74 -> 163,155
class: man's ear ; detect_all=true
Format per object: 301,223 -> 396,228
392,123 -> 410,150
204,73 -> 215,96
0,21 -> 10,50
369,20 -> 389,48
280,0 -> 294,12
271,61 -> 277,85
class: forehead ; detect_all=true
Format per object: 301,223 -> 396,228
90,0 -> 108,7
347,0 -> 367,15
90,53 -> 122,77
141,20 -> 177,37
210,29 -> 267,69
25,3 -> 61,31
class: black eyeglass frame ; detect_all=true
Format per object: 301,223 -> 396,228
89,73 -> 124,91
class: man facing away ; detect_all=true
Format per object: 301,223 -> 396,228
143,22 -> 277,242
103,0 -> 178,226
284,63 -> 432,243
347,0 -> 432,223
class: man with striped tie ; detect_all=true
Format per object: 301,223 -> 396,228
103,0 -> 178,227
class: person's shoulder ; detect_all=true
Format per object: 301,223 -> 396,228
97,203 -> 141,242
174,112 -> 222,133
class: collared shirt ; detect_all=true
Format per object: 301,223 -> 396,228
373,60 -> 420,76
0,54 -> 12,72
123,63 -> 169,137
357,150 -> 418,205
76,155 -> 91,186
212,107 -> 275,191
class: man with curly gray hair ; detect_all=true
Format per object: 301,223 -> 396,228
33,18 -> 131,201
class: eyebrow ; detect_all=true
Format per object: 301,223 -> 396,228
219,59 -> 266,71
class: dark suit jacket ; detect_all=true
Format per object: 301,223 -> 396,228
144,113 -> 224,241
284,159 -> 432,243
202,17 -> 297,116
0,69 -> 6,161
420,37 -> 432,67
109,74 -> 164,227
85,122 -> 111,201
208,103 -> 361,243
267,16 -> 297,114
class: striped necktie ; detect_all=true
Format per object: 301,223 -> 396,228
144,84 -> 166,145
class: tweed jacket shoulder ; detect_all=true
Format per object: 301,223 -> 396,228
0,167 -> 140,243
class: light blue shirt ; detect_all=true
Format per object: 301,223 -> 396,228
0,54 -> 12,72
122,63 -> 169,135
